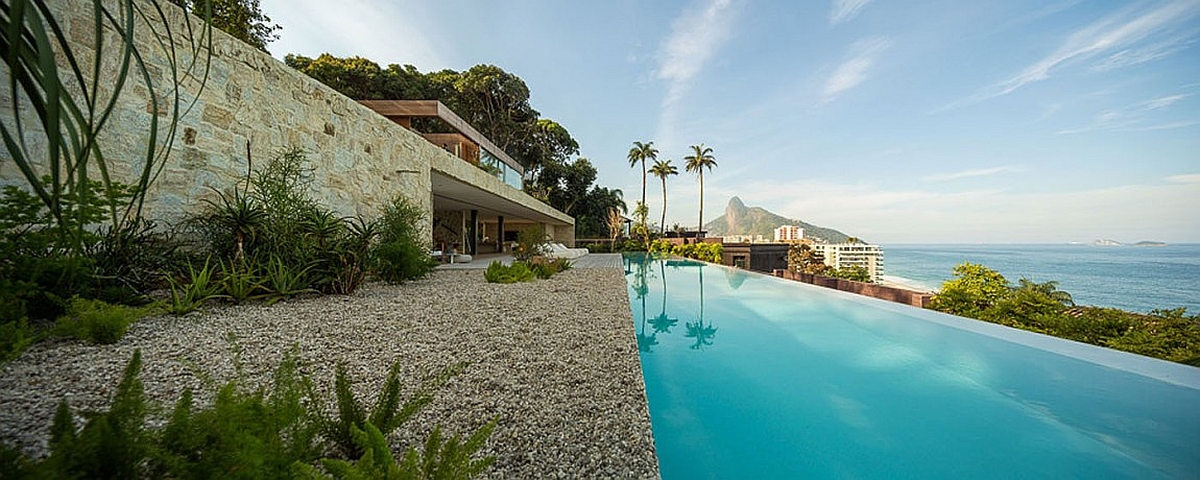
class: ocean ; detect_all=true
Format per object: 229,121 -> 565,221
881,244 -> 1200,314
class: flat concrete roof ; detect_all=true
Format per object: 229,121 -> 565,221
358,100 -> 524,175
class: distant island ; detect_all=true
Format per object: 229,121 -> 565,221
704,197 -> 853,243
1092,239 -> 1168,247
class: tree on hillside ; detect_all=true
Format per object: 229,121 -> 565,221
173,0 -> 280,52
684,144 -> 717,234
649,159 -> 678,235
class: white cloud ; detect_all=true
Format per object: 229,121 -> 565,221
656,0 -> 737,102
261,0 -> 448,69
823,37 -> 890,102
830,0 -> 871,26
922,166 -> 1022,182
1143,94 -> 1191,109
1168,173 -> 1200,183
952,1 -> 1200,107
653,0 -> 739,149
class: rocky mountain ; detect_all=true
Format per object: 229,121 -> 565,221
703,197 -> 853,243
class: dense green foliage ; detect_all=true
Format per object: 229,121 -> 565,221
648,239 -> 723,263
53,297 -> 154,345
1,349 -> 496,478
512,225 -> 548,262
930,262 -> 1200,365
484,262 -> 535,284
483,259 -> 571,284
172,0 -> 281,51
825,265 -> 872,283
374,196 -> 436,283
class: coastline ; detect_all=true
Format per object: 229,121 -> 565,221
879,275 -> 937,293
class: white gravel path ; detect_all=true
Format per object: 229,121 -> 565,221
0,267 -> 659,478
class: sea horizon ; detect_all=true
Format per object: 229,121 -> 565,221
879,243 -> 1200,314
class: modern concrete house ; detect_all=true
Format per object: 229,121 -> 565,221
359,100 -> 575,256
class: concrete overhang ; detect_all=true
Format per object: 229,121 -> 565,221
428,150 -> 572,226
358,100 -> 524,176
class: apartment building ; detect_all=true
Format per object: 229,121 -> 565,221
810,243 -> 885,283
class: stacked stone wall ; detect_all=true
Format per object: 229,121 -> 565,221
0,0 -> 450,240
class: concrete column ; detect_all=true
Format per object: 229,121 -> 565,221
497,215 -> 505,252
469,209 -> 478,255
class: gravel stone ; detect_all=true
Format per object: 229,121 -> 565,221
0,268 -> 660,479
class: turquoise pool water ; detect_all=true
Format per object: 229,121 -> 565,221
623,254 -> 1200,479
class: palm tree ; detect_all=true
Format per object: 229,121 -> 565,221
627,141 -> 658,210
683,144 -> 717,234
684,264 -> 716,349
648,159 -> 678,235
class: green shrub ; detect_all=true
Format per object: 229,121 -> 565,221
156,349 -> 322,478
531,258 -> 572,279
322,361 -> 465,459
167,258 -> 225,315
0,317 -> 39,365
295,419 -> 497,480
53,297 -> 148,345
373,196 -> 434,283
484,261 -> 536,284
219,259 -> 267,304
8,350 -> 496,478
262,255 -> 317,303
37,351 -> 151,479
513,225 -> 548,261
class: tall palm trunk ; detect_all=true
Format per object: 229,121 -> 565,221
641,163 -> 647,210
660,178 -> 668,235
697,170 -> 705,235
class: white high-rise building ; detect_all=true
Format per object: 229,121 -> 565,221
774,225 -> 804,242
810,242 -> 884,282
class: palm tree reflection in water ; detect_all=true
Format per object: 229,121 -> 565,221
649,260 -> 678,334
684,264 -> 717,350
628,254 -> 716,352
633,260 -> 658,352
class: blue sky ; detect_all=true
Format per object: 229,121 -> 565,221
260,0 -> 1200,244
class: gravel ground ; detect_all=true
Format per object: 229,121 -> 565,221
0,268 -> 659,478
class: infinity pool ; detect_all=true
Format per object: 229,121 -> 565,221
623,254 -> 1200,479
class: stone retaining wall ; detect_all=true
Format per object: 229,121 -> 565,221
0,0 -> 479,241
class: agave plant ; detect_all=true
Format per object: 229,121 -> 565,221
0,0 -> 214,254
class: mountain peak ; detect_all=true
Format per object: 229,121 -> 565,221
705,197 -> 853,243
727,196 -> 746,211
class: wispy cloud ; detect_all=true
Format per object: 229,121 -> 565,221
1168,173 -> 1200,183
948,1 -> 1200,109
922,166 -> 1022,182
653,0 -> 739,148
1092,34 -> 1197,72
823,37 -> 890,102
656,0 -> 737,105
1058,92 -> 1196,134
1143,94 -> 1191,109
830,0 -> 871,26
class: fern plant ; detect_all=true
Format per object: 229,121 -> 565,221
322,361 -> 466,458
294,419 -> 497,480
